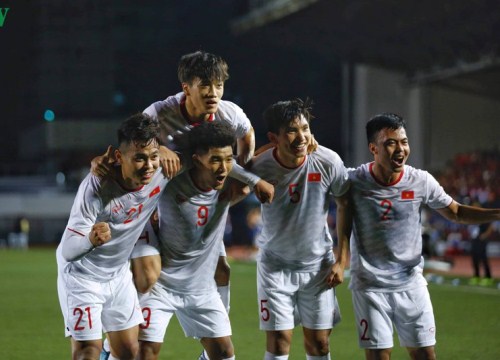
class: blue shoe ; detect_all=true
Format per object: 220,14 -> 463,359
99,349 -> 110,360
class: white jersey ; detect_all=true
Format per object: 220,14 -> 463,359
348,163 -> 453,291
56,169 -> 168,281
143,92 -> 251,144
156,171 -> 231,294
251,146 -> 349,271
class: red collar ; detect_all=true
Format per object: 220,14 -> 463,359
180,95 -> 215,125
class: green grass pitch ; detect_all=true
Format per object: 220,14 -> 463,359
0,248 -> 499,359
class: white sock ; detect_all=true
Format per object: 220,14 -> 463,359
199,349 -> 210,360
108,355 -> 119,360
264,351 -> 289,359
217,285 -> 230,314
306,354 -> 331,360
223,356 -> 235,360
102,337 -> 110,352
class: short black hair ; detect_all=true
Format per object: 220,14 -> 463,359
117,113 -> 160,147
263,98 -> 314,134
177,51 -> 229,84
182,121 -> 236,156
366,112 -> 406,144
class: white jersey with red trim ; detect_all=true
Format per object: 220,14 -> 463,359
156,171 -> 231,294
56,168 -> 167,281
143,92 -> 251,144
348,162 -> 453,291
251,145 -> 349,271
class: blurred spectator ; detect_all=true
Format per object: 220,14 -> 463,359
469,196 -> 498,286
8,216 -> 29,249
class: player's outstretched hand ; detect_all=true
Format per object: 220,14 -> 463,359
159,146 -> 181,179
89,222 -> 111,247
254,179 -> 274,204
326,262 -> 344,288
90,145 -> 116,178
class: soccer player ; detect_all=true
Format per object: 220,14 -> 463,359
92,50 -> 272,306
249,98 -> 352,360
348,113 -> 500,360
141,49 -> 270,315
56,114 -> 167,360
137,121 -> 246,360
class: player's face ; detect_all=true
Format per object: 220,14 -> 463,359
116,140 -> 160,189
192,146 -> 234,190
370,126 -> 410,181
183,77 -> 224,120
270,115 -> 311,168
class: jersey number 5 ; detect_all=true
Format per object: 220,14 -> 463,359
260,299 -> 270,321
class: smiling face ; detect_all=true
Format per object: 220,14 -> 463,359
192,145 -> 234,191
116,139 -> 160,190
369,126 -> 410,184
268,114 -> 311,168
182,77 -> 224,121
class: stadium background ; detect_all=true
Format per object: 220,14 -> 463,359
1,1 -> 499,269
1,1 -> 500,359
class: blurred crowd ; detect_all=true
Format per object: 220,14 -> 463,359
424,148 -> 500,258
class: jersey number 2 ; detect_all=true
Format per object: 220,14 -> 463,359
380,199 -> 393,221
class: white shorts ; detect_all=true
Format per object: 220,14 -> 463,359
257,261 -> 341,331
219,240 -> 226,257
131,221 -> 160,259
352,287 -> 436,349
57,268 -> 143,341
139,284 -> 232,343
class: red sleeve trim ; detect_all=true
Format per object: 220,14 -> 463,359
67,228 -> 86,237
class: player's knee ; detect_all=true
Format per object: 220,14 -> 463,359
134,265 -> 161,293
366,348 -> 392,360
408,346 -> 436,360
268,332 -> 292,355
304,336 -> 330,355
73,341 -> 101,359
114,339 -> 139,360
139,341 -> 161,360
143,269 -> 160,292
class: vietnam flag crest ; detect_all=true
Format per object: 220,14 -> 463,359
308,173 -> 321,182
401,190 -> 414,200
149,186 -> 161,198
